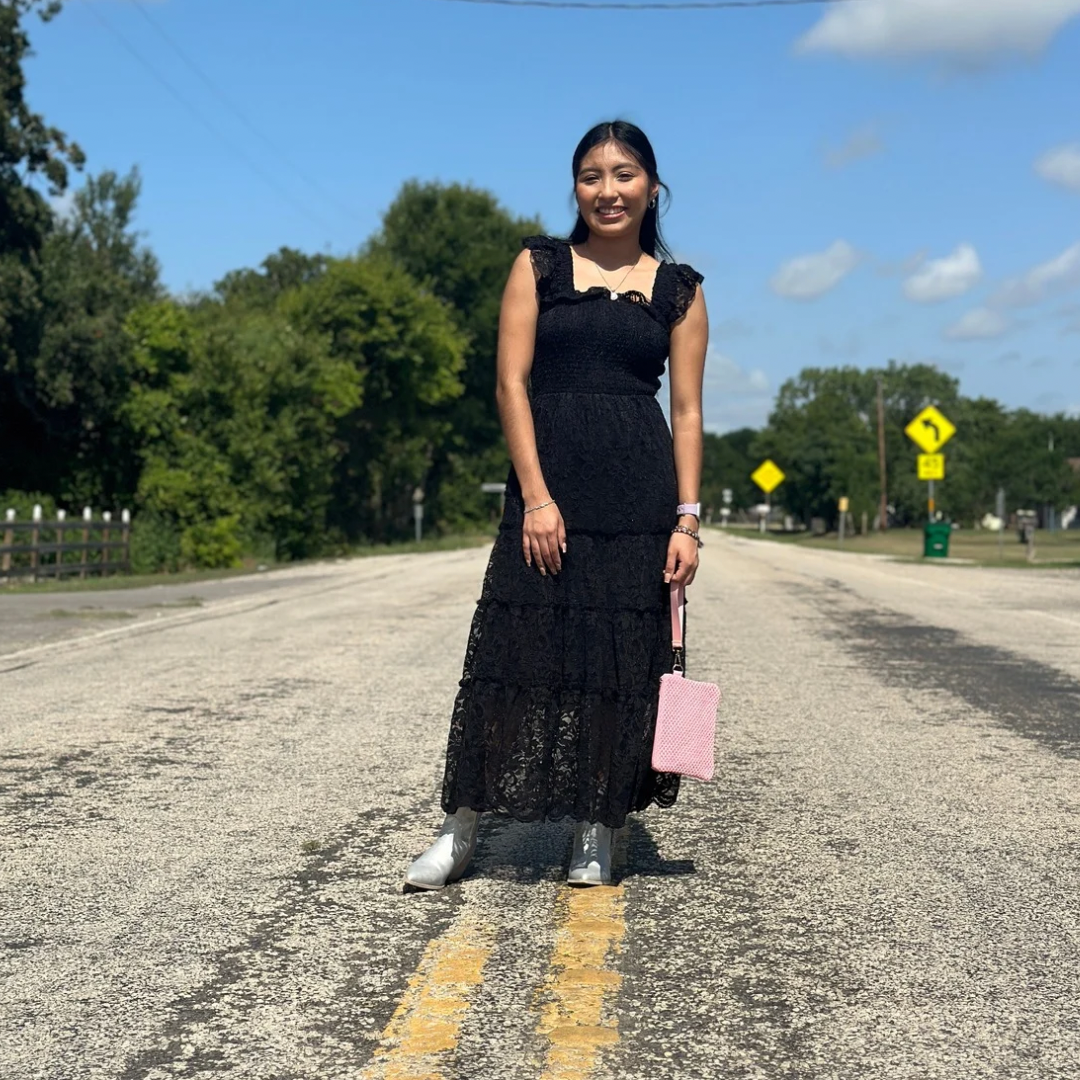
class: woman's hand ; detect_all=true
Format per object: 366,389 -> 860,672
523,502 -> 567,576
662,530 -> 699,588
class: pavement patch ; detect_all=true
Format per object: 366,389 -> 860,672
801,583 -> 1080,758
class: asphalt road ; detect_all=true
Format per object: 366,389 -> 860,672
1,534 -> 1078,1080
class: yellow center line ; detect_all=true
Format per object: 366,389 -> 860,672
361,914 -> 495,1080
536,884 -> 627,1079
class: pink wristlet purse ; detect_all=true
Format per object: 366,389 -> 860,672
651,581 -> 721,781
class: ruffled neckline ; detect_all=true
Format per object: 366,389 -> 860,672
522,235 -> 703,328
564,243 -> 665,309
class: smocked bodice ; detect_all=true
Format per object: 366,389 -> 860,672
523,235 -> 704,397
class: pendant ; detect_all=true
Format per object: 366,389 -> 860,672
610,290 -> 619,300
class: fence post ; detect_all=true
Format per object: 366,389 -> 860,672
121,509 -> 131,572
55,508 -> 66,578
31,504 -> 42,583
102,511 -> 112,576
81,506 -> 92,580
2,509 -> 13,577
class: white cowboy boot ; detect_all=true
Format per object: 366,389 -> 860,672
567,821 -> 613,886
404,808 -> 480,890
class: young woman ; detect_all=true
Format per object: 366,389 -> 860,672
405,119 -> 708,889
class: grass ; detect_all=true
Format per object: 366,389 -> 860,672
727,524 -> 1080,568
0,530 -> 498,595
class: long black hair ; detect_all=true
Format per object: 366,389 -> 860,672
567,120 -> 674,263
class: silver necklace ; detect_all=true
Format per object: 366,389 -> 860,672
592,249 -> 643,300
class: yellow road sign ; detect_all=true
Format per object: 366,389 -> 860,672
838,496 -> 850,513
905,406 -> 956,454
751,459 -> 785,495
918,454 -> 945,480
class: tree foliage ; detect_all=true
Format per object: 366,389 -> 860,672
285,253 -> 469,544
0,0 -> 86,491
369,181 -> 543,531
746,363 -> 1080,527
36,168 -> 161,500
3,1 -> 1077,570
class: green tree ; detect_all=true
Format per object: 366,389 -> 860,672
370,181 -> 543,531
752,362 -> 1079,528
213,246 -> 327,311
124,298 -> 362,566
754,363 -> 960,527
34,168 -> 161,503
702,428 -> 756,515
0,0 -> 85,491
284,252 -> 469,544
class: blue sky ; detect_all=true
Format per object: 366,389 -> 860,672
24,0 -> 1080,432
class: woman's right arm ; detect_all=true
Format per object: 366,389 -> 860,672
496,249 -> 566,576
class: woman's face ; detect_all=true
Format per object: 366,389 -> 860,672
574,141 -> 659,241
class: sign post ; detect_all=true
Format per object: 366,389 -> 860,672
750,460 -> 785,534
838,496 -> 849,548
905,406 -> 956,520
412,486 -> 425,543
996,487 -> 1006,561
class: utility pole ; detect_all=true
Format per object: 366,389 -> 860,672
876,375 -> 888,532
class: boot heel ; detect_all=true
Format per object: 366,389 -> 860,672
567,821 -> 613,886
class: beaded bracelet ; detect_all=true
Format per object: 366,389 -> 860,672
671,524 -> 704,548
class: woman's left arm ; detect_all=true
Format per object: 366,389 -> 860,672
663,282 -> 709,587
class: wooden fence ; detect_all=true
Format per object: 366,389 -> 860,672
1,507 -> 132,583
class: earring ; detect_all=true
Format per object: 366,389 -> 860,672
649,197 -> 657,209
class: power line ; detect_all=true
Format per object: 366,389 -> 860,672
75,0 -> 338,236
127,0 -> 360,222
430,0 -> 857,9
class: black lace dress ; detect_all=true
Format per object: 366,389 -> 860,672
440,235 -> 705,830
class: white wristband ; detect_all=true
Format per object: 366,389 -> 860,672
677,502 -> 701,517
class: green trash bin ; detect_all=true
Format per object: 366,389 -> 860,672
923,521 -> 951,559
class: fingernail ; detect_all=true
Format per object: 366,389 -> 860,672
663,573 -> 671,582
561,542 -> 567,553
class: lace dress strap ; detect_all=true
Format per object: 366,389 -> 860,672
660,263 -> 705,327
521,235 -> 566,298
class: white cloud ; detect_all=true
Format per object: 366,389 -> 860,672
945,307 -> 1010,340
797,0 -> 1080,61
770,240 -> 860,301
825,124 -> 884,169
700,349 -> 773,432
1035,144 -> 1080,192
903,244 -> 982,303
992,241 -> 1080,307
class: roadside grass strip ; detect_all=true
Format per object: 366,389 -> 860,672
537,884 -> 627,1079
361,915 -> 495,1080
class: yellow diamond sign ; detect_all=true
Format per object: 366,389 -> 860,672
905,406 -> 956,454
751,459 -> 785,495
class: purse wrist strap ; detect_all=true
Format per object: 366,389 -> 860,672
669,581 -> 685,649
